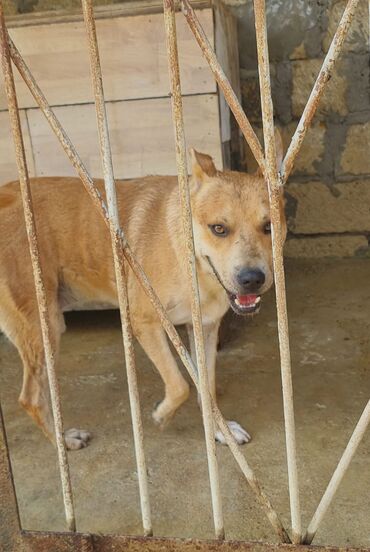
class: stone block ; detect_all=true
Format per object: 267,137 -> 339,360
286,180 -> 370,234
244,123 -> 325,176
323,1 -> 368,54
292,58 -> 347,118
3,0 -> 18,15
284,235 -> 368,258
281,122 -> 325,176
241,75 -> 262,123
340,122 -> 370,176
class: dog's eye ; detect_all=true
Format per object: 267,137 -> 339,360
264,221 -> 271,234
209,224 -> 228,237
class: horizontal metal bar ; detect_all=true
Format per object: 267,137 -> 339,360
304,399 -> 370,545
280,0 -> 360,184
8,34 -> 290,543
0,3 -> 76,532
181,0 -> 266,178
20,530 -> 370,552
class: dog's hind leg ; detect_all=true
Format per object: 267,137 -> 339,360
1,294 -> 90,450
136,322 -> 190,427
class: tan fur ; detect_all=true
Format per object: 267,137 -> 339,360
0,140 -> 286,449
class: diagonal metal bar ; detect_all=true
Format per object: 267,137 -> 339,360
304,399 -> 370,544
0,3 -> 76,533
180,0 -> 266,178
280,0 -> 360,184
163,0 -> 224,539
253,0 -> 301,543
81,0 -> 152,536
7,34 -> 290,543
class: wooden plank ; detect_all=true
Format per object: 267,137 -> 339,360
214,0 -> 241,169
0,110 -> 35,184
5,1 -> 212,28
0,10 -> 215,111
26,94 -> 222,180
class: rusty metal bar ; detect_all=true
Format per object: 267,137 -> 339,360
280,0 -> 360,184
163,0 -> 224,539
0,5 -> 76,532
304,399 -> 370,544
253,0 -> 301,543
180,0 -> 266,178
0,404 -> 22,551
81,0 -> 152,536
8,35 -> 290,543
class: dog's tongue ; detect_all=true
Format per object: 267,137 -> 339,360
237,294 -> 257,306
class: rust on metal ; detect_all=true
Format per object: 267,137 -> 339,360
0,1 -> 76,532
280,0 -> 360,184
163,0 -> 224,539
81,0 -> 152,536
253,0 -> 301,543
180,0 -> 266,178
7,30 -> 290,543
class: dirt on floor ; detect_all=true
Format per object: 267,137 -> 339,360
0,258 -> 369,547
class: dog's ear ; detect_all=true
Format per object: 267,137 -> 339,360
190,148 -> 217,182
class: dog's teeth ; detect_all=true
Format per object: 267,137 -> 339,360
235,298 -> 241,306
255,297 -> 261,303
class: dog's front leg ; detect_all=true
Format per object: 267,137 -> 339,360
187,321 -> 251,445
136,322 -> 190,427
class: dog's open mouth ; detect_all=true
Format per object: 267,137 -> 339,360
229,293 -> 261,315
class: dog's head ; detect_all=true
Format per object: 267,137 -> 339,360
189,131 -> 286,316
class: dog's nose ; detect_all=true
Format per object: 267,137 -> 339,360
237,268 -> 265,291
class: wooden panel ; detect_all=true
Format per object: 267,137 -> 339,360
214,0 -> 241,168
6,1 -> 212,27
0,110 -> 35,185
27,94 -> 222,179
0,10 -> 215,111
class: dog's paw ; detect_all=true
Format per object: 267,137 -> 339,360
152,400 -> 173,429
215,420 -> 251,445
65,428 -> 91,450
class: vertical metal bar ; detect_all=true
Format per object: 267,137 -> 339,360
304,399 -> 370,544
0,4 -> 76,532
253,0 -> 301,543
163,0 -> 224,539
8,37 -> 290,542
181,0 -> 266,178
81,0 -> 152,536
280,0 -> 360,184
0,403 -> 22,550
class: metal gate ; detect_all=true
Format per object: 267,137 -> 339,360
0,0 -> 369,550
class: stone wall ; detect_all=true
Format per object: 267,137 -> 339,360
4,0 -> 370,258
232,0 -> 370,258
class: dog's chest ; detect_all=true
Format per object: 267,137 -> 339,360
166,285 -> 229,326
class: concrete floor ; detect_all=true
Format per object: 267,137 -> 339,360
0,258 -> 369,547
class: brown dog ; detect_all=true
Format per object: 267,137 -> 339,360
0,141 -> 286,450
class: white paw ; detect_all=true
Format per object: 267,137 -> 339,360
65,428 -> 91,450
215,420 -> 251,445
